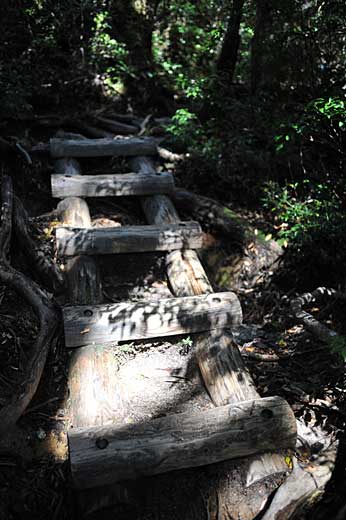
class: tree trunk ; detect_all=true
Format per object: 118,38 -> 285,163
250,0 -> 273,94
109,0 -> 174,110
216,0 -> 245,83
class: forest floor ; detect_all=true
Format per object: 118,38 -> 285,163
0,118 -> 345,520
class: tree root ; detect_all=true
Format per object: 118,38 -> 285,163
290,287 -> 341,342
171,188 -> 247,245
0,176 -> 59,432
13,196 -> 64,293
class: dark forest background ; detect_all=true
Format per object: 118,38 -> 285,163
1,0 -> 346,289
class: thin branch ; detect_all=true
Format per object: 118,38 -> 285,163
290,287 -> 339,342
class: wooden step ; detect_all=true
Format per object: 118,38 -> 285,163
51,172 -> 175,198
56,222 -> 203,257
63,291 -> 242,348
50,137 -> 157,158
68,396 -> 297,489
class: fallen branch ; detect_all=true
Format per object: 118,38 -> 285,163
290,287 -> 340,343
0,176 -> 59,432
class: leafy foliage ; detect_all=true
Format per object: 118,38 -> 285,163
262,180 -> 342,245
329,336 -> 346,362
90,10 -> 133,95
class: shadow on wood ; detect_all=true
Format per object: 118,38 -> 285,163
56,222 -> 203,257
69,396 -> 296,489
63,291 -> 243,347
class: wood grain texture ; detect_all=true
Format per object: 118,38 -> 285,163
69,396 -> 297,489
166,249 -> 212,296
51,172 -> 175,198
50,137 -> 158,158
195,330 -> 258,405
68,343 -> 121,428
141,194 -> 180,224
64,256 -> 102,306
57,197 -> 91,228
130,157 -> 212,295
53,152 -> 128,514
130,156 -> 293,500
63,291 -> 243,348
54,158 -> 103,305
56,222 -> 203,257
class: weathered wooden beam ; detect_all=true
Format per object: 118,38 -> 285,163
53,151 -> 131,515
130,156 -> 293,513
51,172 -> 175,198
195,330 -> 258,405
63,291 -> 243,348
68,343 -> 120,428
56,222 -> 203,257
69,396 -> 297,489
94,116 -> 139,135
54,158 -> 102,303
130,157 -> 213,295
166,249 -> 212,296
50,137 -> 158,158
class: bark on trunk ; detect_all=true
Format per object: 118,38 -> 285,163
216,0 -> 245,82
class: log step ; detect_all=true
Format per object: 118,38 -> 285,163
56,222 -> 203,257
50,137 -> 157,158
51,172 -> 175,198
68,396 -> 297,489
63,291 -> 242,348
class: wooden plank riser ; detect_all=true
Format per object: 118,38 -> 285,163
69,396 -> 297,489
56,222 -> 203,257
63,291 -> 242,347
51,146 -> 297,516
50,137 -> 158,158
51,172 -> 175,198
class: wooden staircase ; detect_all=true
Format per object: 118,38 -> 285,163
50,136 -> 296,515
